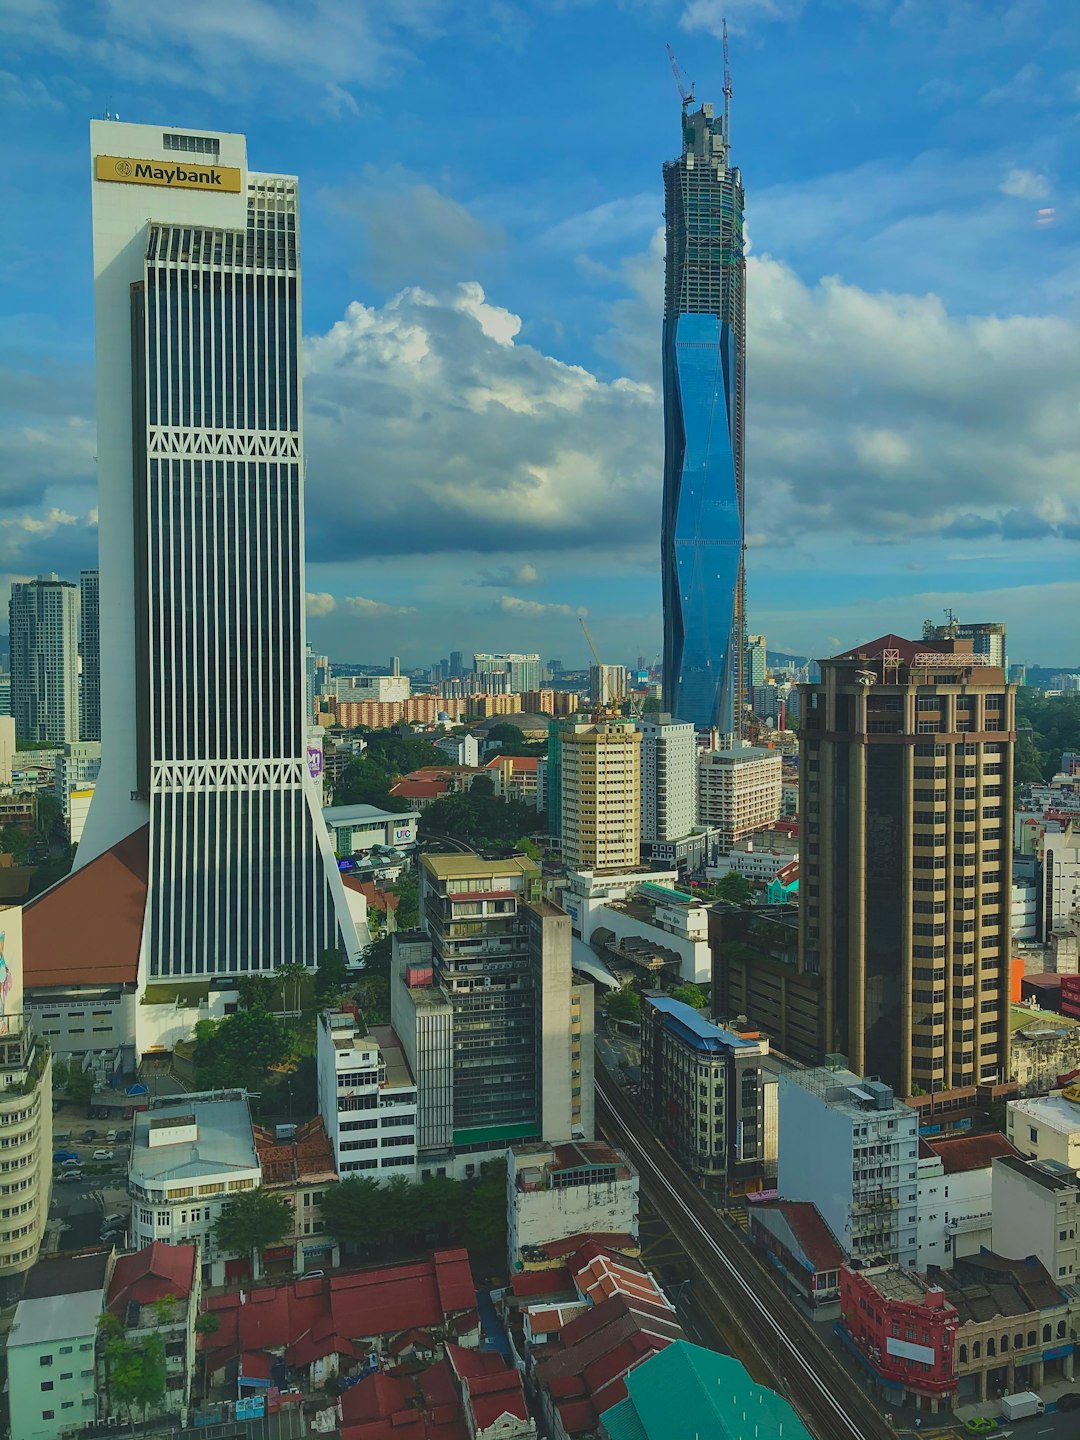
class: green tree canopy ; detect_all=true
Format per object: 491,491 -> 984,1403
333,732 -> 451,808
1016,690 -> 1080,784
64,1066 -> 94,1107
212,1188 -> 292,1268
236,974 -> 277,1010
606,987 -> 641,1022
320,1167 -> 506,1261
671,983 -> 707,1009
193,1008 -> 290,1089
484,723 -> 526,748
419,787 -> 540,850
315,946 -> 349,1001
711,871 -> 754,907
387,869 -> 420,929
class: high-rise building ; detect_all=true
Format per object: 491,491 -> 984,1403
589,663 -> 628,708
639,714 -> 697,845
746,633 -> 767,691
560,721 -> 642,871
661,91 -> 746,734
9,575 -> 80,746
0,673 -> 10,718
316,1007 -> 417,1181
799,633 -> 1014,1095
60,121 -> 356,994
78,569 -> 100,741
391,857 -> 594,1176
449,650 -> 464,678
697,746 -> 781,852
474,652 -> 542,692
926,617 -> 1007,672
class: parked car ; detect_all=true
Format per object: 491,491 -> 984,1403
92,1149 -> 114,1161
964,1420 -> 997,1435
105,1130 -> 119,1142
56,1171 -> 83,1183
1057,1393 -> 1080,1412
53,1151 -> 78,1165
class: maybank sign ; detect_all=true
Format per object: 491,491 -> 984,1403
95,154 -> 242,193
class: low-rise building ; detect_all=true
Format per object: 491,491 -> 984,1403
640,995 -> 776,1192
839,1264 -> 959,1413
317,1008 -> 418,1183
560,868 -> 679,941
128,1092 -> 262,1284
7,1251 -> 109,1440
435,733 -> 481,768
1006,1091 -> 1080,1169
322,802 -> 418,855
253,1117 -> 340,1274
104,1242 -> 200,1415
747,1200 -> 845,1314
507,1141 -> 638,1273
993,1153 -> 1080,1288
778,1065 -> 919,1267
485,753 -> 540,804
917,1132 -> 1020,1272
705,831 -> 799,884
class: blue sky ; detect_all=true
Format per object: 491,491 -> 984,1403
1,0 -> 1077,670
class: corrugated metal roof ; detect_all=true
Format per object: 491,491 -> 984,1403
646,995 -> 757,1051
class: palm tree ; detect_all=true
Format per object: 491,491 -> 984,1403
275,963 -> 307,1018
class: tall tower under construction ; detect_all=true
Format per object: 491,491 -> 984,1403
661,62 -> 746,735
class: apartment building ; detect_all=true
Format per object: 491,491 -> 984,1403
560,721 -> 642,871
697,746 -> 781,853
316,1008 -> 417,1181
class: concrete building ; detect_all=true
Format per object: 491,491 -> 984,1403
1006,1092 -> 1080,1169
0,715 -> 13,787
252,1117 -> 339,1274
6,1251 -> 109,1440
104,1242 -> 200,1415
640,995 -> 776,1192
71,118 -> 357,995
560,868 -> 679,941
916,1132 -> 1019,1272
474,654 -> 542,693
799,633 -> 1014,1096
392,856 -> 594,1177
333,673 -> 410,704
706,830 -> 799,884
839,1264 -> 959,1413
560,721 -> 642,871
778,1065 -> 919,1267
436,733 -> 481,768
316,1007 -> 417,1181
638,714 -> 696,853
506,1141 -> 638,1272
697,746 -> 781,853
128,1092 -> 262,1284
0,909 -> 52,1290
9,575 -> 80,746
322,802 -> 418,856
928,619 -> 1007,671
993,1153 -> 1080,1288
54,740 -> 102,822
589,664 -> 628,709
587,879 -> 711,984
746,635 -> 767,692
0,671 -> 10,718
747,1200 -> 846,1314
710,904 -> 823,1065
79,569 -> 100,742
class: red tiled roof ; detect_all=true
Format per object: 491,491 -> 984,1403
107,1241 -> 197,1317
24,825 -> 149,987
830,634 -> 937,663
341,877 -> 401,911
925,1132 -> 1022,1175
510,1267 -> 574,1298
390,778 -> 450,799
555,1398 -> 599,1435
239,1351 -> 273,1380
753,1201 -> 845,1272
543,1233 -> 636,1261
485,756 -> 539,772
445,1344 -> 529,1431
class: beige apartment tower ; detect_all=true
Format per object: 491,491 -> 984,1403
799,634 -> 1013,1097
559,721 -> 642,871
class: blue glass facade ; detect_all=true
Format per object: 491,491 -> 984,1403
661,102 -> 746,733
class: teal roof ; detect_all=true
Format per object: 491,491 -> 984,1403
601,1340 -> 812,1440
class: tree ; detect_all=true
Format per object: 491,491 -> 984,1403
484,723 -> 527,748
193,1312 -> 220,1401
276,962 -> 307,1016
320,1175 -> 386,1252
99,1312 -> 167,1424
0,824 -> 30,864
606,987 -> 641,1023
213,1188 -> 292,1279
193,1008 -> 289,1089
65,1065 -> 95,1108
712,871 -> 754,907
514,835 -> 540,860
315,946 -> 349,1001
387,870 -> 419,929
236,974 -> 277,1010
459,1161 -> 508,1254
671,983 -> 707,1009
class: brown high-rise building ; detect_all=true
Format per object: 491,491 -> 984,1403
799,633 -> 1013,1096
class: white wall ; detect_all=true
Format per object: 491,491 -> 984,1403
586,901 -> 710,983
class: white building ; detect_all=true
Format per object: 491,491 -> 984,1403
316,1008 -> 418,1181
322,803 -> 418,856
698,746 -> 782,852
333,674 -> 411,704
9,575 -> 80,747
68,785 -> 95,847
916,1133 -> 1019,1272
436,734 -> 480,768
638,715 -> 696,846
589,664 -> 628,708
778,1066 -> 918,1267
0,715 -> 14,785
587,879 -> 712,984
474,653 -> 542,692
560,868 -> 679,941
993,1153 -> 1080,1288
506,1141 -> 638,1271
73,118 -> 357,993
1006,1092 -> 1080,1169
128,1093 -> 262,1284
706,833 -> 799,885
54,741 -> 102,819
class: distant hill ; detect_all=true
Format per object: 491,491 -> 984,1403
767,650 -> 811,669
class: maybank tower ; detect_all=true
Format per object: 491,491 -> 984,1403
67,121 -> 359,991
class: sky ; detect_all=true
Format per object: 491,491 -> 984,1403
1,0 -> 1078,672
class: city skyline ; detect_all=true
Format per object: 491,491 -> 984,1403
0,1 -> 1076,667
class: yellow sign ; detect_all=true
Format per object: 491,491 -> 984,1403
1063,1084 -> 1080,1105
95,154 -> 241,194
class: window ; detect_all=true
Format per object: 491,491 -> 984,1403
42,1412 -> 55,1421
59,1346 -> 72,1356
41,1381 -> 54,1392
39,1355 -> 53,1367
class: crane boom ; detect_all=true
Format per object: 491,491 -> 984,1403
665,41 -> 695,110
579,615 -> 604,671
722,17 -> 733,142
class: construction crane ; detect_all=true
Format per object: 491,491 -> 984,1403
722,17 -> 733,143
666,42 -> 695,111
579,616 -> 617,723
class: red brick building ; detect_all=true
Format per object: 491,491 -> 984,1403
840,1264 -> 959,1412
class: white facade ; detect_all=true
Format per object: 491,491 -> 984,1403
128,1093 -> 262,1285
0,716 -> 14,785
992,1155 -> 1080,1287
333,674 -> 410,704
81,118 -> 357,982
506,1141 -> 638,1269
778,1067 -> 918,1267
316,1009 -> 418,1182
9,576 -> 80,747
917,1150 -> 997,1273
1043,830 -> 1080,939
1012,878 -> 1039,941
436,734 -> 480,768
54,742 -> 101,817
706,837 -> 799,884
68,786 -> 95,846
474,653 -> 542,692
638,715 -> 696,844
1006,1093 -> 1080,1169
560,868 -> 679,940
587,895 -> 711,984
697,746 -> 782,852
589,664 -> 628,708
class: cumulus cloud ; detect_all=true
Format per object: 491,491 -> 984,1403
1000,166 -> 1051,199
681,0 -> 806,33
497,595 -> 585,618
476,563 -> 540,588
305,592 -> 337,616
345,595 -> 417,616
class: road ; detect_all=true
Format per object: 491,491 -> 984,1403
596,1064 -> 896,1440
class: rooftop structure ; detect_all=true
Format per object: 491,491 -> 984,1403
508,1142 -> 639,1272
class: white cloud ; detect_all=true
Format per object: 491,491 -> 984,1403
681,0 -> 806,34
1000,166 -> 1050,199
476,563 -> 540,588
305,592 -> 337,616
497,595 -> 585,618
345,595 -> 417,617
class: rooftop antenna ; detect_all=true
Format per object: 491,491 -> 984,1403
722,17 -> 733,143
665,42 -> 695,112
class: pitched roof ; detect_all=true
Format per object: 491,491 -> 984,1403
390,778 -> 451,799
925,1132 -> 1021,1175
445,1344 -> 530,1431
509,1267 -> 575,1299
24,824 -> 149,986
750,1201 -> 845,1272
107,1242 -> 197,1317
829,634 -> 932,663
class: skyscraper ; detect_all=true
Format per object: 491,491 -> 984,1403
70,120 -> 356,985
9,575 -> 80,745
746,633 -> 767,692
560,720 -> 642,871
661,88 -> 746,734
79,569 -> 100,741
799,633 -> 1013,1096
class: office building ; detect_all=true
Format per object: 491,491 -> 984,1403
927,617 -> 1007,671
0,910 -> 52,1287
697,745 -> 781,852
799,633 -> 1014,1096
6,1251 -> 109,1440
589,663 -> 628,709
9,575 -> 80,746
709,904 -> 822,1064
392,856 -> 593,1175
316,1007 -> 417,1181
333,673 -> 410,704
54,120 -> 356,997
778,1065 -> 919,1267
639,714 -> 696,849
640,994 -> 775,1191
0,671 -> 10,717
746,634 -> 767,692
78,569 -> 100,741
560,721 -> 642,871
474,653 -> 542,693
53,741 -> 101,820
660,91 -> 746,734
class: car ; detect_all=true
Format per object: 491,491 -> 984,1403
302,1270 -> 325,1279
92,1149 -> 114,1161
963,1420 -> 997,1434
53,1151 -> 78,1165
83,1129 -> 96,1140
105,1130 -> 119,1142
56,1171 -> 83,1183
1057,1393 -> 1080,1412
